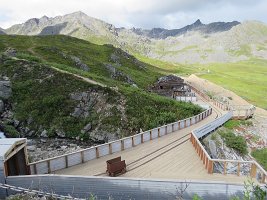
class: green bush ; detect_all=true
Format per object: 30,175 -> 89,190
219,131 -> 248,155
251,148 -> 267,171
4,124 -> 19,138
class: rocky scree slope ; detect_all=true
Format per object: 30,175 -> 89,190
0,35 -> 202,143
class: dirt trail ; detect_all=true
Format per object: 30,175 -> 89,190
184,74 -> 267,118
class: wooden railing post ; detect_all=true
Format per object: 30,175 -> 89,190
250,163 -> 257,178
132,137 -> 135,147
121,140 -> 124,151
141,134 -> 144,143
208,160 -> 213,174
65,155 -> 68,168
47,160 -> 51,173
237,162 -> 240,176
95,147 -> 99,158
224,161 -> 227,175
158,128 -> 160,137
109,143 -> 112,154
81,151 -> 85,163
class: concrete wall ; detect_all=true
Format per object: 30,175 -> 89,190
5,175 -> 244,200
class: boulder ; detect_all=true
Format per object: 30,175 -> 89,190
0,80 -> 12,100
81,123 -> 92,134
41,130 -> 48,138
56,129 -> 66,138
0,100 -> 4,113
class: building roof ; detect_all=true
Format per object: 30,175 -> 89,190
0,138 -> 26,161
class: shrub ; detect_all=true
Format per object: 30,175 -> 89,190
219,131 -> 248,155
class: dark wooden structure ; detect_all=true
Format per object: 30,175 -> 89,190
106,156 -> 126,177
150,75 -> 192,97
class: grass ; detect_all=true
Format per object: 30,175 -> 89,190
0,35 -> 203,139
251,148 -> 267,170
198,59 -> 267,109
224,120 -> 252,129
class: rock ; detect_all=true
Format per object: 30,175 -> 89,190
41,130 -> 48,138
0,100 -> 4,113
27,145 -> 36,152
71,107 -> 83,117
56,129 -> 66,138
70,92 -> 83,101
40,139 -> 46,143
13,119 -> 20,128
28,130 -> 35,137
0,80 -> 12,100
81,123 -> 92,133
70,56 -> 89,71
4,48 -> 17,57
61,145 -> 68,150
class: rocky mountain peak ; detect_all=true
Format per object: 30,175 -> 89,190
193,19 -> 203,26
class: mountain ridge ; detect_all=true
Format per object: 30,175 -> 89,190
2,11 -> 267,64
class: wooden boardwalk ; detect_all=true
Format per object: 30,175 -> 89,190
55,97 -> 249,184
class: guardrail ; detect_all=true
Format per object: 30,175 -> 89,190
29,108 -> 213,175
190,112 -> 267,184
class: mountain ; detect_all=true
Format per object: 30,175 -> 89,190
130,19 -> 240,39
3,12 -> 267,64
0,28 -> 6,35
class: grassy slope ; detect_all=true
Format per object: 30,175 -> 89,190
197,59 -> 267,109
251,148 -> 267,170
0,35 -> 202,139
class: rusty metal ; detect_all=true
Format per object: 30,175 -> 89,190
106,156 -> 126,177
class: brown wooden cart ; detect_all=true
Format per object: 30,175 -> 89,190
106,156 -> 126,177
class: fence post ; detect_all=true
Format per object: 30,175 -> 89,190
141,134 -> 144,143
109,143 -> 112,154
158,128 -> 160,137
81,151 -> 85,163
150,130 -> 152,140
132,137 -> 135,147
237,162 -> 240,176
224,161 -> 227,175
47,160 -> 51,173
250,163 -> 257,178
208,160 -> 213,174
121,140 -> 124,151
96,147 -> 99,158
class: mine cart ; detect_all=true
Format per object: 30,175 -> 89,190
106,156 -> 126,177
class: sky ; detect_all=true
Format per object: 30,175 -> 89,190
0,0 -> 266,29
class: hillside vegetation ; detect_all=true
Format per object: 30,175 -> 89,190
0,35 -> 202,141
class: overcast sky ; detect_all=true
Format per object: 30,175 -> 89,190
0,0 -> 266,29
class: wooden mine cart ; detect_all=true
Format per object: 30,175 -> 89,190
106,156 -> 126,177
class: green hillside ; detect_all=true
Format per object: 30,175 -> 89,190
0,35 -> 202,141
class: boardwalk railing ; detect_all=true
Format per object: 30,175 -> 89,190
188,84 -> 255,119
190,112 -> 267,184
29,108 -> 213,175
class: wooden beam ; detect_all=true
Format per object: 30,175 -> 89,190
95,147 -> 99,158
65,156 -> 68,168
109,143 -> 112,154
150,130 -> 152,140
81,151 -> 85,163
121,140 -> 125,151
141,134 -> 144,143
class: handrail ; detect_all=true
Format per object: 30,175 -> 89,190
190,110 -> 267,184
29,108 -> 213,174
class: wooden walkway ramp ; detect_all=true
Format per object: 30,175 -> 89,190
55,97 -> 248,184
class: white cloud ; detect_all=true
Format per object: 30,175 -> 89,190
0,0 -> 266,29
